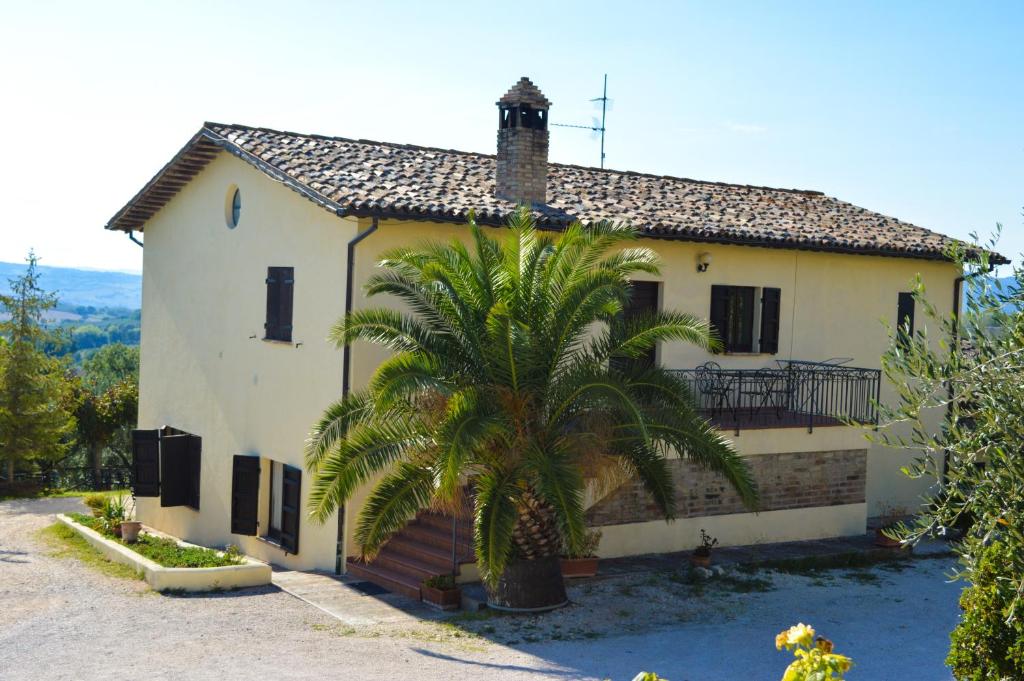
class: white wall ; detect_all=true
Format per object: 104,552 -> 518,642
136,151 -> 356,571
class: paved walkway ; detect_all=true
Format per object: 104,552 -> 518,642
272,568 -> 445,627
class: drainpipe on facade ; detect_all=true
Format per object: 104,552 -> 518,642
335,217 -> 379,573
128,230 -> 144,247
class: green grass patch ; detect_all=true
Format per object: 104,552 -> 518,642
1,487 -> 124,502
37,522 -> 144,581
67,513 -> 242,568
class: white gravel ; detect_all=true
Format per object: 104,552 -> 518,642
0,497 -> 962,680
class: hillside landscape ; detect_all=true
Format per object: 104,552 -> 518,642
0,261 -> 140,309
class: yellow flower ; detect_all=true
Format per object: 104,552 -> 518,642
778,623 -> 815,649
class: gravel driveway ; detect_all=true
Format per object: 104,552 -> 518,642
1,497 -> 962,680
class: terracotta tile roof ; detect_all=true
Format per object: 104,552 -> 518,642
107,122 -> 1004,263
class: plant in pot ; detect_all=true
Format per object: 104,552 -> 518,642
690,528 -> 718,568
98,493 -> 128,537
561,529 -> 602,578
874,504 -> 907,549
119,494 -> 143,544
421,574 -> 461,611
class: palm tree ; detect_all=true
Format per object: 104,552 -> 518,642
306,209 -> 758,610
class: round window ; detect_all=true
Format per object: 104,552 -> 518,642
226,186 -> 241,228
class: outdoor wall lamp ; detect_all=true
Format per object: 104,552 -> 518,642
696,252 -> 712,273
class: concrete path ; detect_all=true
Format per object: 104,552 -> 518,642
272,568 -> 443,627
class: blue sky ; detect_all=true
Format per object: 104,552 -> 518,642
0,0 -> 1020,272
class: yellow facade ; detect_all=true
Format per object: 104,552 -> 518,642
137,151 -> 958,571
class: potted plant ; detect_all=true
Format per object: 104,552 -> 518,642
690,528 -> 718,568
421,574 -> 461,611
561,529 -> 602,578
99,493 -> 128,537
874,505 -> 906,548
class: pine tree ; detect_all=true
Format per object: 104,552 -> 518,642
0,253 -> 77,482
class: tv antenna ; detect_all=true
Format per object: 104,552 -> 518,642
552,74 -> 610,168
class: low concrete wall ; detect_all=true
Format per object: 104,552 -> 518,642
596,503 -> 867,558
57,514 -> 271,592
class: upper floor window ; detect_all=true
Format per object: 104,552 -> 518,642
897,292 -> 915,346
710,285 -> 781,354
264,267 -> 294,342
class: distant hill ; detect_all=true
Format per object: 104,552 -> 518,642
0,261 -> 141,309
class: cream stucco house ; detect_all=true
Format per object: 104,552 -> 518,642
107,78 -> 996,597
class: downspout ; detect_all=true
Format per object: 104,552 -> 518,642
335,216 -> 379,573
128,230 -> 144,247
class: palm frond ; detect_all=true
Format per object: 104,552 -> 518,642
354,462 -> 435,558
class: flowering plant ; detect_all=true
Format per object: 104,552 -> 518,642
775,623 -> 852,680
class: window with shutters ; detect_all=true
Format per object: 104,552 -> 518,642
709,285 -> 782,354
159,429 -> 201,510
611,281 -> 660,370
262,459 -> 301,554
131,427 -> 201,510
897,292 -> 915,346
264,266 -> 294,342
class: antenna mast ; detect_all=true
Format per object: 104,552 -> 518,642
552,74 -> 610,168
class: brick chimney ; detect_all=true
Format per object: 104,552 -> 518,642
495,77 -> 550,205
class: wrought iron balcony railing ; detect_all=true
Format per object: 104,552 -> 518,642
669,360 -> 882,433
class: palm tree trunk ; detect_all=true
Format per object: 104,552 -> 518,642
511,491 -> 563,560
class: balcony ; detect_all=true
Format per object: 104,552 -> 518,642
670,360 -> 881,433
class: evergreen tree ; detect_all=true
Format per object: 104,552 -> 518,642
0,253 -> 77,482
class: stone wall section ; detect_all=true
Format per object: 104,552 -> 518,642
585,449 -> 867,526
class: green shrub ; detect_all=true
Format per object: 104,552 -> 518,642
775,623 -> 852,680
423,574 -> 457,590
82,493 -> 108,513
947,541 -> 1024,680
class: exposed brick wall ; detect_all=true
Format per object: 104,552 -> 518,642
585,449 -> 867,526
495,127 -> 548,204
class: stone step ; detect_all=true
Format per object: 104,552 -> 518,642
372,548 -> 445,582
417,511 -> 474,534
346,559 -> 421,600
385,536 -> 458,570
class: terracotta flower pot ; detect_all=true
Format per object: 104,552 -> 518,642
421,584 -> 461,611
874,528 -> 902,549
560,557 -> 599,579
690,552 -> 711,568
120,520 -> 143,543
112,523 -> 123,538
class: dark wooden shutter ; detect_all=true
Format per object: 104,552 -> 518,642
160,434 -> 190,507
279,269 -> 294,341
280,465 -> 301,554
627,281 -> 659,367
131,429 -> 160,497
759,287 -> 782,355
709,285 -> 729,354
265,267 -> 294,342
897,292 -> 915,337
185,435 -> 201,511
230,456 -> 261,536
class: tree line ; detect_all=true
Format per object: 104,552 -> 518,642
0,253 -> 138,487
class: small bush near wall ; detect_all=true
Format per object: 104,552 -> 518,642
947,542 -> 1024,680
68,513 -> 241,568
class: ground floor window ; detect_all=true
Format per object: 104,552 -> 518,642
266,461 -> 284,543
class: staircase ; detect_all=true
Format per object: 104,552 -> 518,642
346,504 -> 475,601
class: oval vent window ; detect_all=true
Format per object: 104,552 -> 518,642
226,186 -> 241,228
